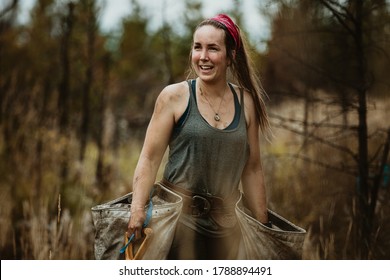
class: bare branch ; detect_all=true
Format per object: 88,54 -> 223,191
318,0 -> 357,39
0,0 -> 18,19
269,42 -> 361,91
265,153 -> 357,176
270,119 -> 358,161
269,112 -> 359,131
326,0 -> 357,24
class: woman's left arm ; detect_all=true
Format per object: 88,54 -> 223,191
241,91 -> 268,224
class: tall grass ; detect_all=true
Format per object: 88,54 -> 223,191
0,129 -> 142,259
263,97 -> 390,259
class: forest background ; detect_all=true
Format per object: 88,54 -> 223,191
0,0 -> 389,260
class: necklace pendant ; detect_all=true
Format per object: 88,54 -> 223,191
214,114 -> 221,121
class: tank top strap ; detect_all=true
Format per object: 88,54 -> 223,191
190,79 -> 197,103
225,83 -> 243,130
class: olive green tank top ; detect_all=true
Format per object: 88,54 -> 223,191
163,79 -> 249,198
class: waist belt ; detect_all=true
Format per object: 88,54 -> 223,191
160,178 -> 238,218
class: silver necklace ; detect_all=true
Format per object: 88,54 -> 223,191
199,86 -> 227,122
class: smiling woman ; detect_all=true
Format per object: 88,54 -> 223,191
126,13 -> 271,260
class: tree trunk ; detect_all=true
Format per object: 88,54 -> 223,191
354,0 -> 370,259
80,4 -> 95,163
96,53 -> 110,188
34,78 -> 51,199
58,2 -> 75,181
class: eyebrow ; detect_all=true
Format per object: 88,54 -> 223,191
193,42 -> 220,48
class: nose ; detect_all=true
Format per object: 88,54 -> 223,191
200,49 -> 209,61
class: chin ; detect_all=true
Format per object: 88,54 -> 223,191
197,73 -> 216,82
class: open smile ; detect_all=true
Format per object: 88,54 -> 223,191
199,65 -> 214,71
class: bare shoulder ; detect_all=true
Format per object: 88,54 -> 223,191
154,81 -> 189,120
157,81 -> 189,105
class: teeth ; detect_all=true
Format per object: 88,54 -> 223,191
200,66 -> 212,70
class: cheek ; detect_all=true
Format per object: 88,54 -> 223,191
191,53 -> 202,69
213,54 -> 227,66
191,51 -> 200,63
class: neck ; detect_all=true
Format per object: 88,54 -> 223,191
197,78 -> 228,97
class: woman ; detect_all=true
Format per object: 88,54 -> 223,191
127,14 -> 270,259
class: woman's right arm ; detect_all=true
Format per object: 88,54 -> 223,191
127,83 -> 185,239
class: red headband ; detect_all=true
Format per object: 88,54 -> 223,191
210,14 -> 240,49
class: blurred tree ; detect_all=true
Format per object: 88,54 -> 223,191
110,0 -> 159,145
27,0 -> 59,198
57,1 -> 75,181
262,0 -> 390,259
315,0 -> 390,259
78,0 -> 99,163
96,52 -> 111,188
0,0 -> 21,153
116,0 -> 154,109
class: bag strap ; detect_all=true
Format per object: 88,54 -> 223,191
119,190 -> 154,254
124,228 -> 153,260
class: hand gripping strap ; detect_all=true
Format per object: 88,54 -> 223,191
119,190 -> 154,254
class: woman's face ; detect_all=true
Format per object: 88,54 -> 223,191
191,25 -> 230,83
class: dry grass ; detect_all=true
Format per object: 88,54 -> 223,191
261,96 -> 390,259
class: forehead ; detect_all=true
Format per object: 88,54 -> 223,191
193,25 -> 225,45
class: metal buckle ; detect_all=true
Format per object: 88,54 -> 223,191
191,195 -> 211,217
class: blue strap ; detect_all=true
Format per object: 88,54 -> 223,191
119,190 -> 154,254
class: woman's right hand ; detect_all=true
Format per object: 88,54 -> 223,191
127,207 -> 146,240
